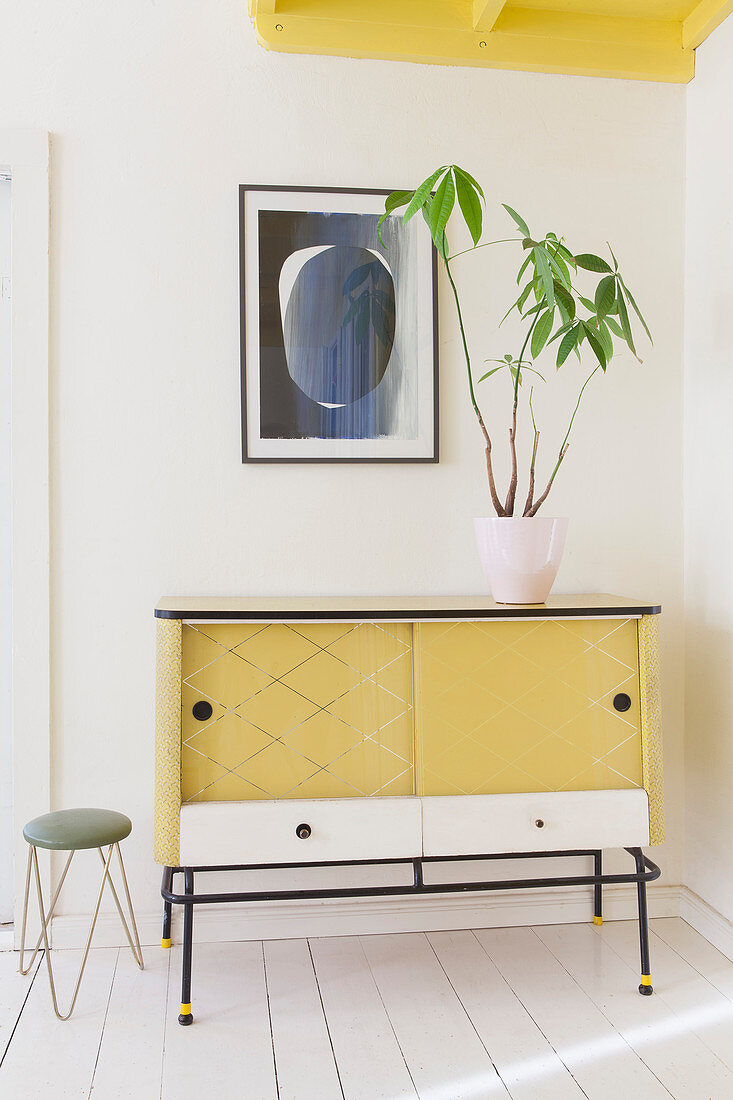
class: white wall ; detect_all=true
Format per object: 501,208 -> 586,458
0,0 -> 686,928
0,177 -> 11,925
684,13 -> 733,925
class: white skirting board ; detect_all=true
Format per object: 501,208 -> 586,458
42,882 -> 681,951
679,885 -> 733,963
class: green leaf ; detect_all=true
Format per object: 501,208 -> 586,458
429,225 -> 448,259
574,253 -> 613,273
427,171 -> 456,245
532,246 -> 555,309
596,318 -> 614,362
531,309 -> 554,358
594,274 -> 616,317
546,249 -> 571,290
553,242 -> 577,267
548,319 -> 575,345
403,167 -> 447,224
503,204 -> 530,236
516,253 -> 532,285
454,166 -> 485,201
605,316 -> 624,338
517,280 -> 536,313
477,365 -> 505,382
619,277 -> 653,344
578,295 -> 596,312
454,168 -> 483,247
554,283 -> 576,324
378,191 -> 413,245
616,288 -> 637,355
583,324 -> 607,370
556,326 -> 578,367
384,189 -> 413,214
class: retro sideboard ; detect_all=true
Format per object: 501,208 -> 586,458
154,594 -> 663,1025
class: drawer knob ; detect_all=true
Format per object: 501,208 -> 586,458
613,693 -> 632,713
192,700 -> 213,722
296,823 -> 312,840
534,818 -> 545,829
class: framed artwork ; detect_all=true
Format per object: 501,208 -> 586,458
239,185 -> 438,462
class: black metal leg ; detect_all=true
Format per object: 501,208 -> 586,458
631,848 -> 653,995
593,850 -> 603,925
162,900 -> 172,948
178,869 -> 194,1024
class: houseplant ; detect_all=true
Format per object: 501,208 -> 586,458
379,165 -> 652,603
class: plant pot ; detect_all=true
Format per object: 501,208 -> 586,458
474,517 -> 569,604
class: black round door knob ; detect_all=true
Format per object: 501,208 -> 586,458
534,819 -> 545,829
613,693 -> 632,713
192,700 -> 213,722
296,823 -> 312,840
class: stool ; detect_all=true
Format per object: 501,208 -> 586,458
19,808 -> 144,1020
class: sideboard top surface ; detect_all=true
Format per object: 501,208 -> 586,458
154,594 -> 661,621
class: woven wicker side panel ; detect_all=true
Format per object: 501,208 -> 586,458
638,614 -> 665,845
154,618 -> 182,865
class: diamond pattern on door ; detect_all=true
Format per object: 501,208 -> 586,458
181,622 -> 413,802
415,619 -> 642,796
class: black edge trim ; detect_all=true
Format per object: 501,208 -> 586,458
155,603 -> 662,620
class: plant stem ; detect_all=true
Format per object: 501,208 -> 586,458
523,387 -> 540,516
446,238 -> 518,262
443,252 -> 505,516
504,312 -> 541,515
526,364 -> 600,517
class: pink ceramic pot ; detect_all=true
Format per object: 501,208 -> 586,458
474,517 -> 569,604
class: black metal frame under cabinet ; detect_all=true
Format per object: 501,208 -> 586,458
161,847 -> 661,1025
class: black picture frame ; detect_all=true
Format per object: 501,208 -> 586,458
239,184 -> 439,463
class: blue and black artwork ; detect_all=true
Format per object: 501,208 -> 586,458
258,209 -> 417,441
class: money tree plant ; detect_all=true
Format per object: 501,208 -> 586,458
379,166 -> 652,517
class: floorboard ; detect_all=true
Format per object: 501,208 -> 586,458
0,948 -> 42,1063
309,935 -> 417,1100
361,931 -> 510,1099
428,928 -> 586,1100
89,945 -> 169,1100
265,937 -> 343,1100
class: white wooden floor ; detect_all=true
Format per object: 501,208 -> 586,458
2,918 -> 733,1099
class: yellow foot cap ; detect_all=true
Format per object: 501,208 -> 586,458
640,975 -> 652,986
593,916 -> 603,926
162,938 -> 171,949
180,1002 -> 191,1014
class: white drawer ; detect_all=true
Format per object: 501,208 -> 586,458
179,796 -> 422,866
421,790 -> 650,856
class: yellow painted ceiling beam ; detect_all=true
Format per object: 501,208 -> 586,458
252,3 -> 695,83
683,0 -> 733,48
472,0 -> 507,31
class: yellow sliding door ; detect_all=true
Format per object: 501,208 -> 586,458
414,619 -> 642,796
181,621 -> 414,802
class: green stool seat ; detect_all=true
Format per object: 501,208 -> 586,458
23,808 -> 132,852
